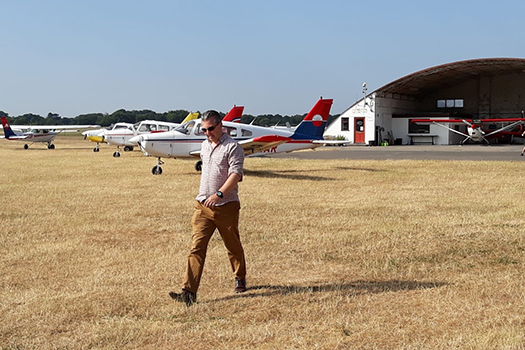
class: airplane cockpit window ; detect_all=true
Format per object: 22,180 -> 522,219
114,125 -> 127,130
139,123 -> 156,132
158,125 -> 170,131
224,126 -> 238,137
176,120 -> 195,135
241,129 -> 253,137
195,123 -> 204,135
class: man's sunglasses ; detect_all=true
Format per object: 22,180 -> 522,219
201,123 -> 219,133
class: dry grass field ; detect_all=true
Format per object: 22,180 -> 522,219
1,135 -> 524,349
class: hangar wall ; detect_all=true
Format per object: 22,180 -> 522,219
325,61 -> 525,145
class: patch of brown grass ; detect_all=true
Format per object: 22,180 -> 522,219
1,136 -> 524,349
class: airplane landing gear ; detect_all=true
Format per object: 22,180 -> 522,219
24,144 -> 29,149
124,146 -> 134,152
113,146 -> 121,157
195,160 -> 202,172
94,143 -> 100,152
47,143 -> 55,149
152,157 -> 164,175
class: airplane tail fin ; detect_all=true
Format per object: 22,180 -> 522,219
292,98 -> 333,139
181,112 -> 200,124
1,117 -> 17,138
223,106 -> 244,123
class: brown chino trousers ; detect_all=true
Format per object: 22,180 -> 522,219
183,201 -> 246,294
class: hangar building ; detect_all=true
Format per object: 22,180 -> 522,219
324,58 -> 525,145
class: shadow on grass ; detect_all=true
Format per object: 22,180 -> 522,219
244,169 -> 335,181
207,280 -> 448,303
334,166 -> 387,172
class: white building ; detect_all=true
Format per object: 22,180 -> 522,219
325,58 -> 525,145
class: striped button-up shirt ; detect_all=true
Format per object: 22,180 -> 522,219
195,133 -> 244,205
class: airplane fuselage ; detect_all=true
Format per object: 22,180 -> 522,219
132,119 -> 321,159
104,120 -> 180,147
467,126 -> 485,142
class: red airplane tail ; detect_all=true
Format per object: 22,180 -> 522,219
1,117 -> 17,139
223,106 -> 244,123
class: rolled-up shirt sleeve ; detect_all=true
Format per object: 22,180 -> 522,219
228,142 -> 244,182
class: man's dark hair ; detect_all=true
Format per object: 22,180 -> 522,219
202,110 -> 222,125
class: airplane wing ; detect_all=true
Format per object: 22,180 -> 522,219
188,135 -> 291,157
238,135 -> 292,155
411,119 -> 472,124
484,120 -> 525,137
9,124 -> 100,131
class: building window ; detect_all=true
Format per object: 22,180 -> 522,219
408,119 -> 430,134
341,117 -> 349,131
438,99 -> 464,108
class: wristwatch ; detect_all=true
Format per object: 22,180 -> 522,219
216,191 -> 223,198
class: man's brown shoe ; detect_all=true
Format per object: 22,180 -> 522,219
169,289 -> 196,306
235,278 -> 247,293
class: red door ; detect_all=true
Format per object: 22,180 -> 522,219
354,118 -> 365,143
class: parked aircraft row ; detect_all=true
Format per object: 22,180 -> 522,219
130,98 -> 344,174
7,100 -> 524,176
82,112 -> 202,155
76,99 -> 340,175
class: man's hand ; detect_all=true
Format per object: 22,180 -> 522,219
203,194 -> 220,208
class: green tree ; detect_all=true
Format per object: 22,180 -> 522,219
74,113 -> 104,125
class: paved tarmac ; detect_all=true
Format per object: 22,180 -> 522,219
269,144 -> 525,162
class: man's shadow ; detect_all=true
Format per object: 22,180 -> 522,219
206,280 -> 448,303
244,169 -> 334,181
243,166 -> 386,181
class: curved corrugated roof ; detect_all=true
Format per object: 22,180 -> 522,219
375,58 -> 525,97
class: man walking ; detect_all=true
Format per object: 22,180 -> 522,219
169,110 -> 247,306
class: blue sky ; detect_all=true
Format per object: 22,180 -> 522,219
1,0 -> 524,117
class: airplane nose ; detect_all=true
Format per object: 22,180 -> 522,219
128,135 -> 140,145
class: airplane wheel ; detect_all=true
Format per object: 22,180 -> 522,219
93,147 -> 99,152
195,160 -> 202,172
24,144 -> 28,149
152,165 -> 163,175
113,151 -> 120,158
48,144 -> 55,149
124,146 -> 133,152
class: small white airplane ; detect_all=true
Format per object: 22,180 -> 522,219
82,122 -> 135,152
104,119 -> 183,157
1,117 -> 100,149
411,117 -> 525,145
129,98 -> 339,175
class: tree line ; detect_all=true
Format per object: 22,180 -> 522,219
0,109 -> 339,127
